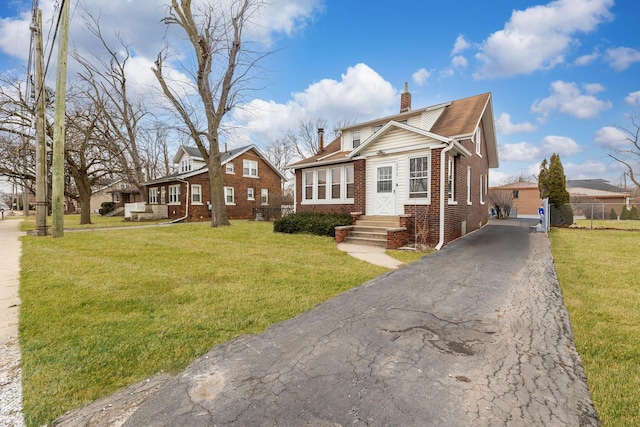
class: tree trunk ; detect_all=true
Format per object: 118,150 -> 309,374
75,174 -> 93,225
208,152 -> 230,227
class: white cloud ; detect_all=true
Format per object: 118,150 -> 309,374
531,80 -> 612,120
563,160 -> 608,180
625,90 -> 640,106
474,0 -> 614,79
451,35 -> 470,56
495,113 -> 537,135
499,142 -> 541,161
593,126 -> 628,149
574,50 -> 599,66
542,135 -> 582,156
451,55 -> 468,68
584,83 -> 605,94
229,63 -> 396,143
412,68 -> 432,86
604,47 -> 640,71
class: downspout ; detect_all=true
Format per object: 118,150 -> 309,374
170,178 -> 190,223
435,140 -> 456,250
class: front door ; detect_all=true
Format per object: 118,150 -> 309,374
374,163 -> 396,215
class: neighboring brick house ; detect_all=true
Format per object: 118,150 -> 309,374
566,179 -> 631,218
288,88 -> 499,249
143,145 -> 286,221
489,181 -> 542,218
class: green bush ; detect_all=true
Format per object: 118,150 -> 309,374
98,202 -> 115,216
630,206 -> 639,220
610,208 -> 618,220
273,212 -> 352,237
550,204 -> 573,226
620,205 -> 630,220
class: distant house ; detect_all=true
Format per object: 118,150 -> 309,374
90,180 -> 137,213
142,145 -> 286,222
567,179 -> 630,218
287,88 -> 499,249
489,181 -> 542,218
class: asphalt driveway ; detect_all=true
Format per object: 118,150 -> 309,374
57,218 -> 597,426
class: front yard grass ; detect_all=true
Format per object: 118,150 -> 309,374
19,221 -> 390,426
573,219 -> 640,230
19,213 -> 166,232
550,228 -> 640,426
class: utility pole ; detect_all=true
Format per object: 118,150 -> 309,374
33,7 -> 48,236
51,0 -> 70,238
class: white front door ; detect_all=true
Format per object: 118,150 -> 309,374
373,163 -> 396,215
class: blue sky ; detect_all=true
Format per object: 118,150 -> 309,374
1,0 -> 639,188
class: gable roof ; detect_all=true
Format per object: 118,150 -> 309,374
144,144 -> 287,186
568,187 -> 630,199
288,92 -> 498,169
566,179 -> 627,193
173,146 -> 205,164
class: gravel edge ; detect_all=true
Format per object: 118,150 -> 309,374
0,337 -> 24,427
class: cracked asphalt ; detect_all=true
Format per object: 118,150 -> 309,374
56,219 -> 597,426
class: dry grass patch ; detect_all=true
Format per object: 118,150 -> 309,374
550,228 -> 640,426
19,221 -> 388,426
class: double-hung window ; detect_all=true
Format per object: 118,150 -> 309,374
180,158 -> 192,173
447,156 -> 456,203
408,156 -> 429,199
149,187 -> 158,204
331,168 -> 341,199
475,127 -> 482,156
352,130 -> 361,148
261,189 -> 268,205
317,170 -> 327,199
243,160 -> 258,177
467,166 -> 472,205
226,163 -> 234,174
247,188 -> 255,200
168,185 -> 180,204
191,184 -> 202,204
346,165 -> 354,198
224,187 -> 235,205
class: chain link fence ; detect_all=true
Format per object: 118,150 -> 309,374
551,201 -> 640,229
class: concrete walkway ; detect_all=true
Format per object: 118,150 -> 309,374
0,218 -> 25,427
337,242 -> 405,269
55,219 -> 597,426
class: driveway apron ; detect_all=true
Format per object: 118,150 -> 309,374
112,219 -> 594,425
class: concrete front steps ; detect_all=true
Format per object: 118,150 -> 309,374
343,215 -> 402,248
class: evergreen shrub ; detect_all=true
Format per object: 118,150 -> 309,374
620,206 -> 630,220
610,208 -> 618,220
273,212 -> 352,237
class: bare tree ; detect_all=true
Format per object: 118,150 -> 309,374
64,88 -> 118,224
72,12 -> 152,202
608,113 -> 640,189
153,0 -> 268,227
488,189 -> 515,219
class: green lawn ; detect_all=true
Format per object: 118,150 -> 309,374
550,228 -> 640,426
19,213 -> 166,232
573,219 -> 640,230
19,221 -> 395,426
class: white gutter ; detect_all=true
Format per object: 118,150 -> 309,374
435,140 -> 456,250
170,178 -> 190,223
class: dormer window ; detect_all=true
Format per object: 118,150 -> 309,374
180,157 -> 192,173
352,130 -> 361,149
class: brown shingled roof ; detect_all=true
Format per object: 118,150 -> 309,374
287,136 -> 345,168
430,93 -> 490,137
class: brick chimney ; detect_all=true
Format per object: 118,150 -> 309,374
317,128 -> 325,154
400,82 -> 411,113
